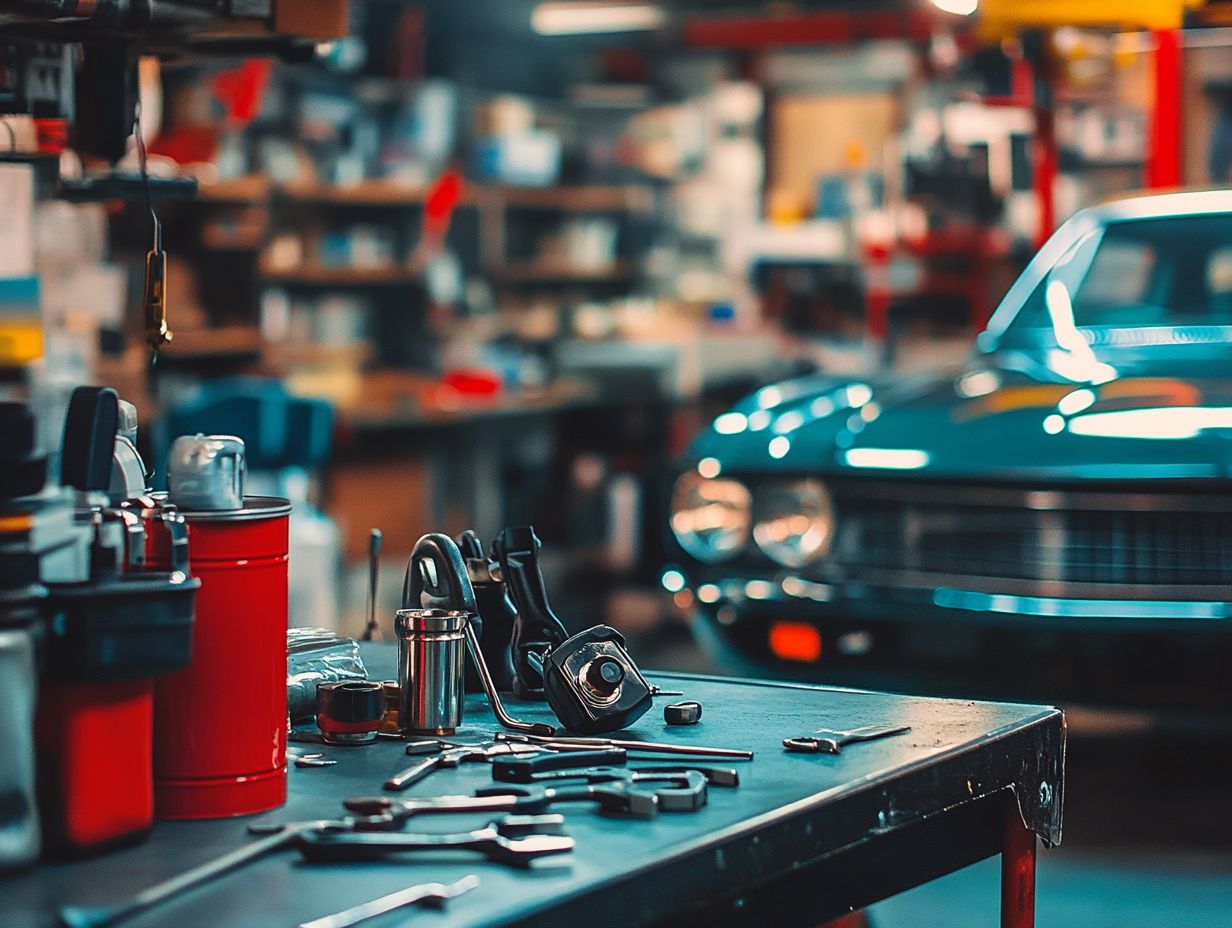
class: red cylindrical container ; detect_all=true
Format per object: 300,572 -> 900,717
149,496 -> 290,819
35,680 -> 154,853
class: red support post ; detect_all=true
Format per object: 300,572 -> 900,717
1146,28 -> 1183,189
1031,56 -> 1058,250
1001,793 -> 1038,928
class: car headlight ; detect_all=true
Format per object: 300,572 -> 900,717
753,479 -> 835,567
670,471 -> 751,562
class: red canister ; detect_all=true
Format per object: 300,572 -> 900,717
149,436 -> 291,819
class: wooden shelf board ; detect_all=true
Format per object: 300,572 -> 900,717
260,262 -> 419,286
196,175 -> 271,204
490,260 -> 635,284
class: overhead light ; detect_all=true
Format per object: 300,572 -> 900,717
532,2 -> 665,35
931,0 -> 979,15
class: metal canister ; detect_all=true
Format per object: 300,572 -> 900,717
149,435 -> 291,819
394,609 -> 468,735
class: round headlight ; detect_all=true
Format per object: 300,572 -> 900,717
670,471 -> 751,563
753,480 -> 835,567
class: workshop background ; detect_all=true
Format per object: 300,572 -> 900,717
3,1 -> 1231,926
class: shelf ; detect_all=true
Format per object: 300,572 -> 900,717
487,184 -> 653,214
490,261 -> 635,285
276,179 -> 433,207
159,325 -> 263,362
193,177 -> 653,214
260,261 -> 420,287
196,175 -> 271,204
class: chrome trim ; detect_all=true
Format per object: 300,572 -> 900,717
818,564 -> 1232,602
932,587 -> 1230,620
819,480 -> 1232,513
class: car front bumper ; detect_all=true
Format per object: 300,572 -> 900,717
675,568 -> 1232,713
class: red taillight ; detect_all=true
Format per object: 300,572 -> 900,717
769,621 -> 822,662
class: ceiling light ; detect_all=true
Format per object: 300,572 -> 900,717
532,2 -> 665,36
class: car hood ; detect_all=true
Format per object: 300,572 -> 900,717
689,361 -> 1232,482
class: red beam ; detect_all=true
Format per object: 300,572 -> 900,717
1146,28 -> 1182,189
683,11 -> 943,49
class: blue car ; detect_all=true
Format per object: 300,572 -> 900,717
668,191 -> 1232,713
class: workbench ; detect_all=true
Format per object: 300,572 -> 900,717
5,659 -> 1064,928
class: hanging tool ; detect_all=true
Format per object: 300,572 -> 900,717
493,732 -> 754,761
299,874 -> 479,928
492,759 -> 739,788
664,701 -> 703,726
402,533 -> 554,736
383,741 -> 547,792
361,529 -> 382,641
135,102 -> 171,363
298,817 -> 573,869
783,725 -> 911,755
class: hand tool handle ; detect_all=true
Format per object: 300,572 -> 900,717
298,875 -> 480,928
58,829 -> 296,928
402,532 -> 478,613
383,754 -> 441,791
61,386 -> 119,493
493,527 -> 569,694
298,830 -> 573,866
361,528 -> 381,641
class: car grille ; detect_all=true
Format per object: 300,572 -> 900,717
826,484 -> 1232,589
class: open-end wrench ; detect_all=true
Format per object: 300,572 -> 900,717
478,769 -> 709,813
783,724 -> 911,754
57,817 -> 367,928
347,779 -> 660,820
298,816 -> 574,869
300,874 -> 480,928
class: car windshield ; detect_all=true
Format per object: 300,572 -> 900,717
1002,212 -> 1232,350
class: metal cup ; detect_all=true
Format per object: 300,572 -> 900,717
394,609 -> 469,735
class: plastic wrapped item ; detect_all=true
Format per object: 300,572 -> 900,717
287,628 -> 368,723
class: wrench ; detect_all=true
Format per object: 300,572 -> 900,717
57,817 -> 366,928
298,817 -> 574,869
495,759 -> 740,788
384,741 -> 563,791
783,724 -> 911,754
478,769 -> 710,813
299,874 -> 479,928
347,778 -> 660,820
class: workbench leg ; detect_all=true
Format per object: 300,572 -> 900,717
1000,794 -> 1037,928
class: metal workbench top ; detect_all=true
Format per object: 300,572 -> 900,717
5,658 -> 1064,928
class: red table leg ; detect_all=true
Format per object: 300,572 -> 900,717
1001,793 -> 1038,928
